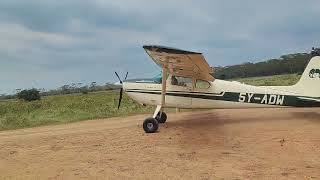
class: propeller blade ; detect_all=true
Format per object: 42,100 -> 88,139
114,72 -> 122,84
118,88 -> 123,109
124,72 -> 128,81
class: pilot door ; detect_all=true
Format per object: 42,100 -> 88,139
165,75 -> 192,108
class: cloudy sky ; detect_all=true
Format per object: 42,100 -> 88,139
1,0 -> 320,94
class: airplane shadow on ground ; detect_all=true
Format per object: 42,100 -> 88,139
167,113 -> 225,129
166,111 -> 299,130
291,112 -> 320,122
162,110 -> 320,148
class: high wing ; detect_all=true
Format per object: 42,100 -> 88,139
143,45 -> 214,82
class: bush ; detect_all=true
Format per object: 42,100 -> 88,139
81,88 -> 89,94
17,89 -> 41,102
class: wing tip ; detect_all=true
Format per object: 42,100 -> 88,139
143,45 -> 201,54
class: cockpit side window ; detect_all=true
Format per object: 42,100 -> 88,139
152,73 -> 170,84
171,76 -> 193,88
196,80 -> 210,89
153,73 -> 162,83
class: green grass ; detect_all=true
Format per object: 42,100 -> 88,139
0,91 -> 154,131
0,74 -> 303,131
231,74 -> 301,86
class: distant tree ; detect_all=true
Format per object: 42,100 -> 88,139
60,85 -> 71,94
90,82 -> 97,91
81,89 -> 89,94
15,89 -> 22,93
17,89 -> 41,102
80,85 -> 89,94
0,94 -> 5,100
76,83 -> 81,92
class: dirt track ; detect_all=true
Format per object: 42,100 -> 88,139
0,108 -> 319,180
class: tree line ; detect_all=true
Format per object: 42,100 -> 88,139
1,51 -> 317,101
41,82 -> 119,96
0,82 -> 120,101
214,53 -> 312,79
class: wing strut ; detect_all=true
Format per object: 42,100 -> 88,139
153,65 -> 167,118
161,65 -> 167,106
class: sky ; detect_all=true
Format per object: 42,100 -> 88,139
1,0 -> 320,94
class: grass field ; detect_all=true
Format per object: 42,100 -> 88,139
0,74 -> 302,131
231,74 -> 301,86
0,91 -> 154,131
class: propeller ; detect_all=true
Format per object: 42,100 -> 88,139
115,72 -> 128,109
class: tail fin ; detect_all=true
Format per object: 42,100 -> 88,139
293,56 -> 320,97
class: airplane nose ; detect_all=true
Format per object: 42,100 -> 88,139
114,81 -> 122,86
122,82 -> 128,91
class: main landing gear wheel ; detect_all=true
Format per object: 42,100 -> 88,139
156,112 -> 167,124
143,118 -> 159,133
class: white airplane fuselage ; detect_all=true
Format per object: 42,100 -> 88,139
123,56 -> 320,110
121,47 -> 320,133
123,75 -> 305,109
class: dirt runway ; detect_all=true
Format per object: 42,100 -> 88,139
0,108 -> 319,180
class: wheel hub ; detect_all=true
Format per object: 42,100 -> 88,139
147,123 -> 154,129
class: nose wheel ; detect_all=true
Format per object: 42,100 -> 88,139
143,105 -> 167,133
143,118 -> 159,133
156,112 -> 167,123
143,112 -> 167,133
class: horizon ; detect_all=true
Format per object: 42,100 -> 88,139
1,1 -> 320,94
1,49 -> 311,96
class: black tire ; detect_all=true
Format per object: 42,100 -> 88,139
143,118 -> 158,133
156,112 -> 167,123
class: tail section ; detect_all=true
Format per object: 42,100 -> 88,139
293,56 -> 320,97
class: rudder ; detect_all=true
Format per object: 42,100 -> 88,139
293,56 -> 320,97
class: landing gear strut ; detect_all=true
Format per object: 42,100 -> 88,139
143,65 -> 168,133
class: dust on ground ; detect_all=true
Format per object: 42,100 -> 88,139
0,108 -> 319,180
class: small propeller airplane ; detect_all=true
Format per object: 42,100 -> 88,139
115,46 -> 320,133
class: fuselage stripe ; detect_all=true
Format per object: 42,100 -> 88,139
125,89 -> 320,107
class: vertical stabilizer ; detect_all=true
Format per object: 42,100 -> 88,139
293,56 -> 320,97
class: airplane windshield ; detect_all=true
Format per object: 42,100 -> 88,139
152,73 -> 162,83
